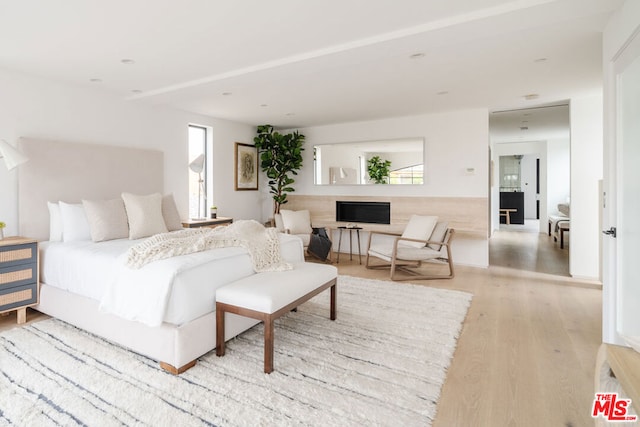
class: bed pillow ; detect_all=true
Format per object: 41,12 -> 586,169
162,194 -> 183,231
82,198 -> 130,242
58,201 -> 92,242
279,210 -> 312,235
47,201 -> 63,242
121,192 -> 168,239
400,215 -> 438,248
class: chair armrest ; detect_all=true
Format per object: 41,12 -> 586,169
369,230 -> 402,237
395,236 -> 430,246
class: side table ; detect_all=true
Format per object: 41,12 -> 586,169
0,236 -> 39,324
336,226 -> 362,264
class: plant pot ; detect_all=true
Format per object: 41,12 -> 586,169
210,210 -> 217,219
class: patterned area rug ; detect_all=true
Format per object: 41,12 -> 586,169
0,275 -> 472,426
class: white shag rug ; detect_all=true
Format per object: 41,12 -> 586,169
0,275 -> 472,427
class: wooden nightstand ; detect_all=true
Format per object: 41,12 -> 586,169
0,237 -> 39,324
182,217 -> 233,229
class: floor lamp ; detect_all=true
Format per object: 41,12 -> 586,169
189,154 -> 206,220
0,139 -> 29,171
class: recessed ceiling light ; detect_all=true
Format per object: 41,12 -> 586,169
89,78 -> 102,83
436,91 -> 449,95
222,92 -> 232,96
121,59 -> 135,65
409,53 -> 425,59
260,104 -> 268,107
524,94 -> 539,100
534,58 -> 548,63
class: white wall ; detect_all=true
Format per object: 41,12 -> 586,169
293,109 -> 489,197
546,138 -> 571,215
570,94 -> 603,280
280,109 -> 490,267
0,68 -> 258,237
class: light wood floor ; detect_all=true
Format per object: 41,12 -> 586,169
0,229 -> 601,426
337,229 -> 601,427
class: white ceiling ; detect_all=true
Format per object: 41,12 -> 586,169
0,0 -> 623,138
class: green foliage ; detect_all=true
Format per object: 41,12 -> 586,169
367,156 -> 392,184
254,124 -> 306,214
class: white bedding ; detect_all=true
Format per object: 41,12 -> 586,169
40,232 -> 304,327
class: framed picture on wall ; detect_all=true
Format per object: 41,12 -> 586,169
234,142 -> 258,191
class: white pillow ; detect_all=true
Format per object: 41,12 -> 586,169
162,194 -> 183,231
58,201 -> 92,242
279,210 -> 312,235
400,215 -> 438,248
82,198 -> 129,242
121,192 -> 168,239
47,201 -> 63,242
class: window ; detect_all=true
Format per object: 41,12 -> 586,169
188,125 -> 209,219
389,164 -> 423,184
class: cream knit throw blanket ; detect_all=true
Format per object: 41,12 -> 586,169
126,220 -> 292,272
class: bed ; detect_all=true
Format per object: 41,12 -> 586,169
17,138 -> 304,373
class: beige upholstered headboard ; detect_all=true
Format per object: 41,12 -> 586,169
18,138 -> 164,241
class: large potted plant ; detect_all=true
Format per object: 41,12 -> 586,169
367,156 -> 392,184
254,124 -> 306,214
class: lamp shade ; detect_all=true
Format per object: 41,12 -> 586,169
188,154 -> 205,174
0,139 -> 28,171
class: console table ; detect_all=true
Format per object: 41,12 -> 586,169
182,217 -> 233,229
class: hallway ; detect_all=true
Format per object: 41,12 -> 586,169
489,225 -> 570,277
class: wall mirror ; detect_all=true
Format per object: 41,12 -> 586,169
313,137 -> 424,185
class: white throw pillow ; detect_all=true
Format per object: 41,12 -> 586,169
47,201 -> 63,242
82,198 -> 130,242
279,210 -> 312,235
162,194 -> 183,231
59,201 -> 92,242
400,215 -> 438,248
121,192 -> 168,239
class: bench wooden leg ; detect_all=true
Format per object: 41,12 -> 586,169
216,305 -> 225,357
330,284 -> 337,320
264,316 -> 274,374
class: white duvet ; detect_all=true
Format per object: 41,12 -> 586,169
40,233 -> 304,327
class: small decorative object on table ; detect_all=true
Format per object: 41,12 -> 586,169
0,221 -> 5,240
210,206 -> 218,219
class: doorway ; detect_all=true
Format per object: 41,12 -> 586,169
489,104 -> 571,275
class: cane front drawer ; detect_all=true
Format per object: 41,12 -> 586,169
0,282 -> 38,312
0,242 -> 37,289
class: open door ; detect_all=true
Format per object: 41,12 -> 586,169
603,27 -> 640,346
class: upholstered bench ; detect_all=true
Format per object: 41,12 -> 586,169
215,262 -> 338,373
